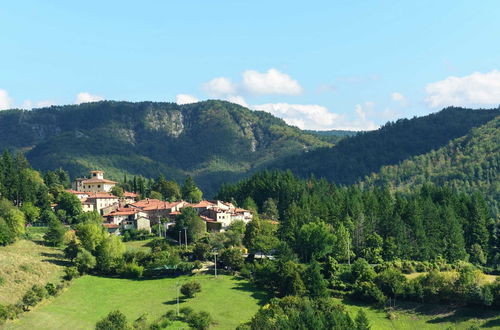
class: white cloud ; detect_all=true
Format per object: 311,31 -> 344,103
75,92 -> 104,104
202,68 -> 303,99
202,77 -> 236,97
426,70 -> 500,108
348,102 -> 378,131
0,89 -> 14,110
252,102 -> 378,131
176,94 -> 199,105
381,108 -> 401,120
226,95 -> 248,107
252,103 -> 337,130
391,92 -> 407,105
21,99 -> 55,110
242,68 -> 303,95
36,100 -> 55,108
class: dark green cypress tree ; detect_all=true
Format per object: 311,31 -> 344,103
303,259 -> 328,298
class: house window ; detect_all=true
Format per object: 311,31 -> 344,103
98,185 -> 101,188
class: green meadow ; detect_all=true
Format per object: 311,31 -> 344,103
336,298 -> 500,330
4,274 -> 267,330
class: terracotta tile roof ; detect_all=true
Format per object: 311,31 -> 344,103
124,191 -> 138,198
102,223 -> 119,229
235,208 -> 250,213
169,211 -> 181,215
87,192 -> 119,199
189,200 -> 216,208
82,178 -> 118,184
66,189 -> 88,195
130,199 -> 176,211
131,198 -> 163,207
200,215 -> 218,223
104,207 -> 140,217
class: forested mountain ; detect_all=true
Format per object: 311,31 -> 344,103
1,102 -> 499,199
272,107 -> 500,186
362,115 -> 500,217
0,100 -> 330,196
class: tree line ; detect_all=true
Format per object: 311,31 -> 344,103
217,170 -> 498,268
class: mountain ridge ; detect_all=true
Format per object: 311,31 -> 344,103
271,107 -> 500,186
0,100 -> 331,196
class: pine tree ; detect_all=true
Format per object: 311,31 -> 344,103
303,259 -> 328,298
355,309 -> 371,330
44,217 -> 66,247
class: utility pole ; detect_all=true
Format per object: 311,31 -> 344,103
214,251 -> 218,277
158,219 -> 161,238
178,230 -> 182,247
176,281 -> 180,316
184,227 -> 188,249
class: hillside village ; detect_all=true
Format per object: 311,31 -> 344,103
66,170 -> 253,235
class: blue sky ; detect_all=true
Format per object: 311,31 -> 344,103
1,1 -> 500,130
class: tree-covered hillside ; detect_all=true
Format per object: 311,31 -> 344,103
273,107 -> 500,186
0,100 -> 330,196
363,115 -> 500,217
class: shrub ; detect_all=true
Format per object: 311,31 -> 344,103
193,242 -> 211,261
75,249 -> 96,274
132,313 -> 148,329
121,263 -> 144,278
32,284 -> 48,300
415,262 -> 426,272
181,281 -> 202,298
219,247 -> 244,271
180,306 -> 194,316
22,289 -> 41,310
0,276 -> 4,286
164,310 -> 177,321
45,283 -> 58,296
64,266 -> 80,280
186,311 -> 213,330
95,310 -> 128,330
401,261 -> 415,274
0,304 -> 21,321
352,281 -> 386,305
177,261 -> 195,274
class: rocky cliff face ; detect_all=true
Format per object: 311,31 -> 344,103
144,108 -> 184,137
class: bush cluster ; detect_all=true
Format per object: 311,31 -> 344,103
0,281 -> 65,325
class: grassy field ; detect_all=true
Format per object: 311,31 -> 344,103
4,274 -> 267,330
0,237 -> 68,305
123,238 -> 155,252
336,298 -> 500,329
405,271 -> 498,285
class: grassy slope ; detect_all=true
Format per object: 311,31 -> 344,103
0,236 -> 67,305
123,238 -> 155,252
4,274 -> 267,330
403,271 -> 498,285
336,298 -> 500,330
